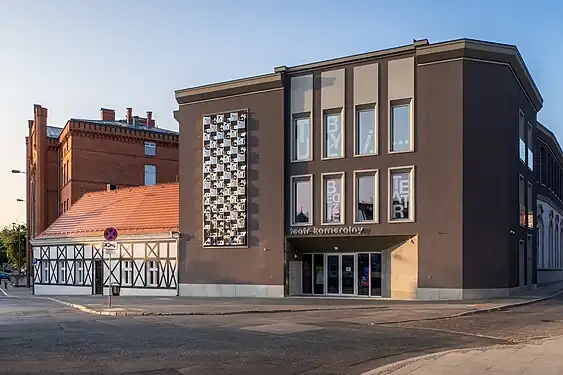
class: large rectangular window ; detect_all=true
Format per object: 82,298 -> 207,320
147,260 -> 159,287
144,165 -> 156,185
519,110 -> 525,162
354,170 -> 378,223
389,167 -> 414,222
123,260 -> 133,286
519,175 -> 526,227
527,122 -> 533,171
390,101 -> 412,153
323,111 -> 343,159
527,182 -> 533,230
291,175 -> 312,225
144,141 -> 156,156
292,115 -> 311,161
355,107 -> 376,156
322,173 -> 344,224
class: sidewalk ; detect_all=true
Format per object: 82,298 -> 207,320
12,282 -> 561,319
364,335 -> 563,375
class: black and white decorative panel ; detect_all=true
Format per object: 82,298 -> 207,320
202,110 -> 248,247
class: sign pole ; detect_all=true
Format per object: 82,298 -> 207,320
108,251 -> 112,308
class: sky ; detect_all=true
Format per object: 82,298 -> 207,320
0,0 -> 562,229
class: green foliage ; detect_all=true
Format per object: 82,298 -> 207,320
0,224 -> 27,271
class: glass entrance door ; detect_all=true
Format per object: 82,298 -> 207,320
357,253 -> 370,296
341,254 -> 355,295
313,254 -> 324,294
370,253 -> 382,297
326,255 -> 340,294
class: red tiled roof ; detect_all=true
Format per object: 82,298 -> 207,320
36,183 -> 179,239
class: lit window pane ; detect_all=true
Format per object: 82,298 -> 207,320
390,104 -> 411,152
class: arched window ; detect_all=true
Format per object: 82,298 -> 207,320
538,216 -> 544,268
549,220 -> 554,269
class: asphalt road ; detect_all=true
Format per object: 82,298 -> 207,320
0,295 -> 501,375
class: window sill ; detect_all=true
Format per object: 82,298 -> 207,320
353,153 -> 379,158
388,149 -> 415,155
388,219 -> 415,224
320,222 -> 345,226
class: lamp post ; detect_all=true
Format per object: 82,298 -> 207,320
13,169 -> 32,290
15,199 -> 30,288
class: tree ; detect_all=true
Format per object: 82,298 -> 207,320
0,224 -> 27,272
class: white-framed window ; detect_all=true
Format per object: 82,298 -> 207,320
42,261 -> 49,283
519,109 -> 525,162
389,100 -> 413,153
321,172 -> 345,225
355,105 -> 377,156
147,260 -> 159,287
290,175 -> 313,226
388,166 -> 415,222
354,170 -> 378,223
322,110 -> 344,159
519,175 -> 526,227
291,114 -> 312,162
75,260 -> 84,284
144,141 -> 156,156
58,261 -> 67,284
527,122 -> 533,171
144,164 -> 157,185
123,260 -> 133,286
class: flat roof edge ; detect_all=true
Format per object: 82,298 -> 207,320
175,72 -> 282,99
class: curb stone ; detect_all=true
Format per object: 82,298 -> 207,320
6,286 -> 563,318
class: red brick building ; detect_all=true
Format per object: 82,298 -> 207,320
26,104 -> 179,240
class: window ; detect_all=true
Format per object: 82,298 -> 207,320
322,111 -> 343,158
389,167 -> 414,222
290,175 -> 313,225
58,261 -> 67,284
355,107 -> 376,156
292,115 -> 311,161
527,182 -> 533,230
123,260 -> 133,286
354,170 -> 378,223
144,165 -> 157,185
147,260 -> 159,287
519,175 -> 525,227
144,141 -> 156,156
42,261 -> 49,283
390,101 -> 412,153
527,122 -> 533,170
75,261 -> 84,284
519,110 -> 525,162
322,173 -> 344,224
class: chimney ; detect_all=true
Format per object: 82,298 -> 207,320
146,111 -> 154,128
126,108 -> 133,124
28,120 -> 34,129
100,108 -> 115,122
106,184 -> 116,191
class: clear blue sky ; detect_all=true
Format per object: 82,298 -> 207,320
0,0 -> 562,228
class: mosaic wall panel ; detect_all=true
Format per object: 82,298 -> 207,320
202,110 -> 248,247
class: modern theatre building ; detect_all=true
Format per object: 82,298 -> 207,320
174,38 -> 547,300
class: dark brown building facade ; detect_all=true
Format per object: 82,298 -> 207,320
27,105 -> 179,241
175,38 -> 546,300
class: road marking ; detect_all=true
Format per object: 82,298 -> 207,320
0,288 -> 8,296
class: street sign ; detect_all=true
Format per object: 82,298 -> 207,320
104,227 -> 118,241
32,258 -> 38,265
103,241 -> 117,255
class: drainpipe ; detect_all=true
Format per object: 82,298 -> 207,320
170,231 -> 181,296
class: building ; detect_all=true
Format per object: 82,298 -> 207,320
30,183 -> 179,296
174,38 -> 553,300
535,123 -> 563,284
25,105 -> 179,280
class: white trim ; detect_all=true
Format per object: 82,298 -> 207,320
178,87 -> 283,106
388,99 -> 414,154
353,169 -> 379,224
353,104 -> 378,157
320,172 -> 346,225
290,113 -> 313,163
289,174 -> 313,226
321,109 -> 345,160
388,166 -> 415,223
31,232 -> 178,246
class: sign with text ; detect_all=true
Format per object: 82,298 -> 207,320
103,241 -> 117,255
288,226 -> 365,236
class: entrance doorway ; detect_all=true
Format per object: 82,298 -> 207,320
94,260 -> 104,295
302,252 -> 382,297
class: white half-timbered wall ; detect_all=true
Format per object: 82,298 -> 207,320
32,238 -> 178,296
